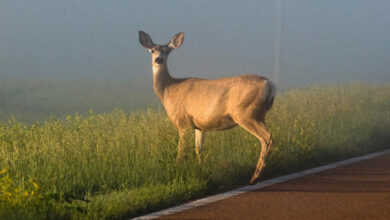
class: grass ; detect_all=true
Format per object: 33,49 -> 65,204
0,82 -> 390,219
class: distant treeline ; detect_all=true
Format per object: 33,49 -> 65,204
0,77 -> 386,123
0,77 -> 159,122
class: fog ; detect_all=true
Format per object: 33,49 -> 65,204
0,0 -> 389,84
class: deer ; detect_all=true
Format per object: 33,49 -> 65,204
138,31 -> 275,184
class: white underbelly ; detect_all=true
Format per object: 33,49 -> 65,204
193,115 -> 237,131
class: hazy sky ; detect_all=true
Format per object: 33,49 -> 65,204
0,0 -> 389,84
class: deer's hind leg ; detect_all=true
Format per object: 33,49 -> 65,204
233,116 -> 273,184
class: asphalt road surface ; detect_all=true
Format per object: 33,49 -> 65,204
159,152 -> 390,220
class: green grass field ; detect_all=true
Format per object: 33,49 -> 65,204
1,82 -> 390,219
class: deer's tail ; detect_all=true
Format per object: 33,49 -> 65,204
265,80 -> 276,110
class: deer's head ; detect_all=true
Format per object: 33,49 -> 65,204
139,31 -> 184,66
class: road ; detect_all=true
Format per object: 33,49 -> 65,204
158,152 -> 390,220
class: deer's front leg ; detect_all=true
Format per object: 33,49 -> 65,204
176,128 -> 190,162
195,129 -> 206,164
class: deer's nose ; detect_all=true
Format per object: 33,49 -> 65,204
155,57 -> 164,64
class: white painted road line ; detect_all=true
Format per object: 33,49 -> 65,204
132,148 -> 390,220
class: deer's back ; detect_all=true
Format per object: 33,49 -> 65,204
162,74 -> 273,130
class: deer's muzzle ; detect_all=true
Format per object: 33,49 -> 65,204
155,57 -> 164,64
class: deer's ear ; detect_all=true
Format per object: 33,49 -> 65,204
139,31 -> 155,49
168,32 -> 184,49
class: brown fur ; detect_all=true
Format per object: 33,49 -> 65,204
139,31 -> 275,184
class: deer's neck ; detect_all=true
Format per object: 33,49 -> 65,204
152,63 -> 174,100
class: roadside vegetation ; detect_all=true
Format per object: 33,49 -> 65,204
0,82 -> 389,219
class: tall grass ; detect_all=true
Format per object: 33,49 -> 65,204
0,83 -> 390,219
